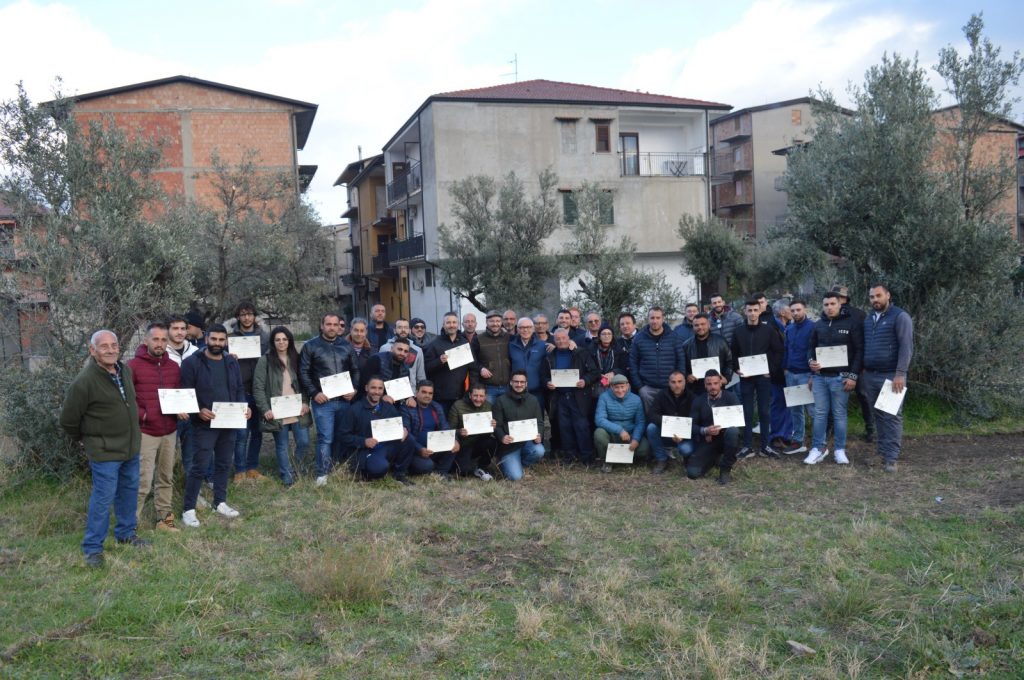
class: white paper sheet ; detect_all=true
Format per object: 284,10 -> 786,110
228,335 -> 261,360
605,443 -> 635,464
158,388 -> 199,414
445,343 -> 474,370
784,383 -> 815,407
660,416 -> 693,439
427,429 -> 457,452
690,356 -> 721,379
508,418 -> 539,443
270,394 -> 303,420
370,416 -> 404,442
550,368 -> 580,388
211,401 -> 247,429
738,354 -> 770,377
874,379 -> 908,416
320,371 -> 355,399
815,345 -> 849,369
463,411 -> 494,436
384,377 -> 414,401
712,404 -> 746,429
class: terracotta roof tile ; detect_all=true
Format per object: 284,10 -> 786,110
433,79 -> 729,109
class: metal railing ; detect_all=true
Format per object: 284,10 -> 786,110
386,160 -> 422,205
388,234 -> 426,263
617,151 -> 706,177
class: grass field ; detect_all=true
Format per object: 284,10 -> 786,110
0,423 -> 1021,678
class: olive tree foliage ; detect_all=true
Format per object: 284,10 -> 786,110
165,150 -> 331,325
562,182 -> 682,320
677,214 -> 749,299
782,31 -> 1024,416
437,169 -> 561,312
0,83 -> 194,478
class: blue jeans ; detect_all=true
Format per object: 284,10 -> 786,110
272,423 -> 309,485
312,399 -> 350,477
785,372 -> 812,443
811,375 -> 850,450
861,371 -> 903,462
556,392 -> 594,463
82,455 -> 140,556
645,422 -> 694,461
184,427 -> 233,511
233,393 -> 263,473
485,386 -> 507,403
177,418 -> 207,479
349,439 -> 416,480
499,441 -> 545,481
769,383 -> 792,441
740,376 -> 772,448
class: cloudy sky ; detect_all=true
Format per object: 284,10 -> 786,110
1,0 -> 1021,222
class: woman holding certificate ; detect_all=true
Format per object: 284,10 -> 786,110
253,327 -> 311,487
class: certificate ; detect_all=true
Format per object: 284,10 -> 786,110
508,418 -> 539,443
384,377 -> 414,401
211,401 -> 247,429
815,345 -> 848,369
784,383 -> 815,407
320,371 -> 355,399
463,411 -> 494,436
712,404 -> 746,429
158,388 -> 199,414
445,343 -> 474,370
874,379 -> 907,416
228,335 -> 261,360
550,369 -> 580,388
605,443 -> 634,464
370,416 -> 404,443
738,354 -> 770,377
690,356 -> 721,379
270,394 -> 302,420
661,416 -> 692,439
427,429 -> 457,452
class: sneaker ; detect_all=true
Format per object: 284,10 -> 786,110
116,535 -> 152,548
752,424 -> 761,434
736,447 -> 755,461
181,509 -> 200,528
834,449 -> 850,465
883,461 -> 898,473
803,448 -> 828,465
651,460 -> 668,475
215,502 -> 240,518
246,469 -> 265,480
156,514 -> 180,532
784,440 -> 807,455
474,468 -> 494,482
315,475 -> 328,487
84,552 -> 104,568
759,446 -> 780,459
718,471 -> 732,485
232,472 -> 247,484
600,464 -> 612,473
394,475 -> 416,487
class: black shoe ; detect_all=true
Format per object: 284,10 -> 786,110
84,552 -> 104,568
718,471 -> 732,485
394,475 -> 415,487
759,446 -> 780,459
116,535 -> 151,548
651,460 -> 668,475
736,447 -> 755,461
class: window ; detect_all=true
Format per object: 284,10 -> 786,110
0,223 -> 13,259
424,268 -> 433,288
620,133 -> 639,175
594,121 -> 611,153
733,147 -> 742,164
559,119 -> 577,154
562,191 -> 614,225
791,109 -> 802,125
734,180 -> 744,197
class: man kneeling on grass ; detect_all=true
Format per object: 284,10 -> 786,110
687,370 -> 741,485
340,376 -> 417,486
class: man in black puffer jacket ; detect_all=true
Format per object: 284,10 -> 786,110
424,311 -> 479,415
730,300 -> 784,459
682,313 -> 733,396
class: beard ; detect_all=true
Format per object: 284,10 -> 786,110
207,344 -> 224,355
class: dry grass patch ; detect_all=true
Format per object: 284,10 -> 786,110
514,600 -> 550,641
292,537 -> 400,608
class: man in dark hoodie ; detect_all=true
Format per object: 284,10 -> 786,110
731,300 -> 784,459
227,300 -> 269,482
424,311 -> 479,415
645,370 -> 695,474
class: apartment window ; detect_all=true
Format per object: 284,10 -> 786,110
562,190 -> 614,225
0,223 -> 13,259
734,117 -> 741,131
424,268 -> 433,288
558,118 -> 578,154
792,109 -> 802,125
733,147 -> 742,165
593,120 -> 612,153
735,180 -> 744,197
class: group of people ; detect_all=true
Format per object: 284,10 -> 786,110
61,289 -> 913,568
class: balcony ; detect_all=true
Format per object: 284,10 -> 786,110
617,151 -> 706,177
715,116 -> 752,143
712,148 -> 752,176
714,182 -> 753,209
387,234 -> 426,263
386,160 -> 422,206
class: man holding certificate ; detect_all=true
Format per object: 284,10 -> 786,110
424,312 -> 479,415
804,292 -> 864,466
299,313 -> 360,487
782,299 -> 815,454
594,375 -> 649,473
226,300 -> 270,483
682,313 -> 733,395
447,384 -> 496,480
686,370 -> 741,484
401,381 -> 460,479
730,300 -> 784,459
476,311 -> 511,402
339,377 -> 416,485
493,370 -> 545,481
861,284 -> 913,473
543,329 -> 601,466
645,370 -> 694,474
179,324 -> 250,527
361,337 -> 415,402
128,322 -> 184,532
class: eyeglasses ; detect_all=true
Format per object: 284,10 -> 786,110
413,324 -> 425,329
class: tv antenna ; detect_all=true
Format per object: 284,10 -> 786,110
502,53 -> 518,82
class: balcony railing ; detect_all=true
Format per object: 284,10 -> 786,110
388,234 -> 426,263
617,152 -> 706,177
714,117 -> 752,143
386,160 -> 422,205
712,148 -> 752,175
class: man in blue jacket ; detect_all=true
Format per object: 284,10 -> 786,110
342,376 -> 416,485
861,284 -> 913,473
401,380 -> 459,479
179,324 -> 250,528
782,298 -> 815,454
594,374 -> 649,473
629,306 -> 686,416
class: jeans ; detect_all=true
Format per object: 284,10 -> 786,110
861,371 -> 903,462
857,378 -> 875,435
184,427 -> 234,511
687,428 -> 739,478
233,393 -> 263,474
811,375 -> 850,451
349,439 -> 416,480
83,455 -> 140,556
740,376 -> 772,448
785,372 -> 813,443
638,385 -> 660,418
645,422 -> 694,461
312,399 -> 350,477
137,432 -> 176,522
272,423 -> 310,486
769,383 -> 792,441
556,392 -> 594,463
593,428 -> 652,461
177,418 -> 205,479
498,441 -> 545,481
485,386 -> 507,403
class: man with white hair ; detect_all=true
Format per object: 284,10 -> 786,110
61,330 -> 148,568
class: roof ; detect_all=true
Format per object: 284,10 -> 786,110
333,154 -> 384,187
932,104 -> 1024,132
711,97 -> 853,125
57,75 -> 319,149
384,79 -> 731,150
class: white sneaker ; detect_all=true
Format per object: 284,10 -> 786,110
803,448 -> 828,465
182,509 -> 200,528
315,475 -> 328,487
834,449 -> 850,465
215,502 -> 239,518
474,468 -> 494,481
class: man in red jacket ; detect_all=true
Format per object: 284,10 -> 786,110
128,322 -> 184,532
